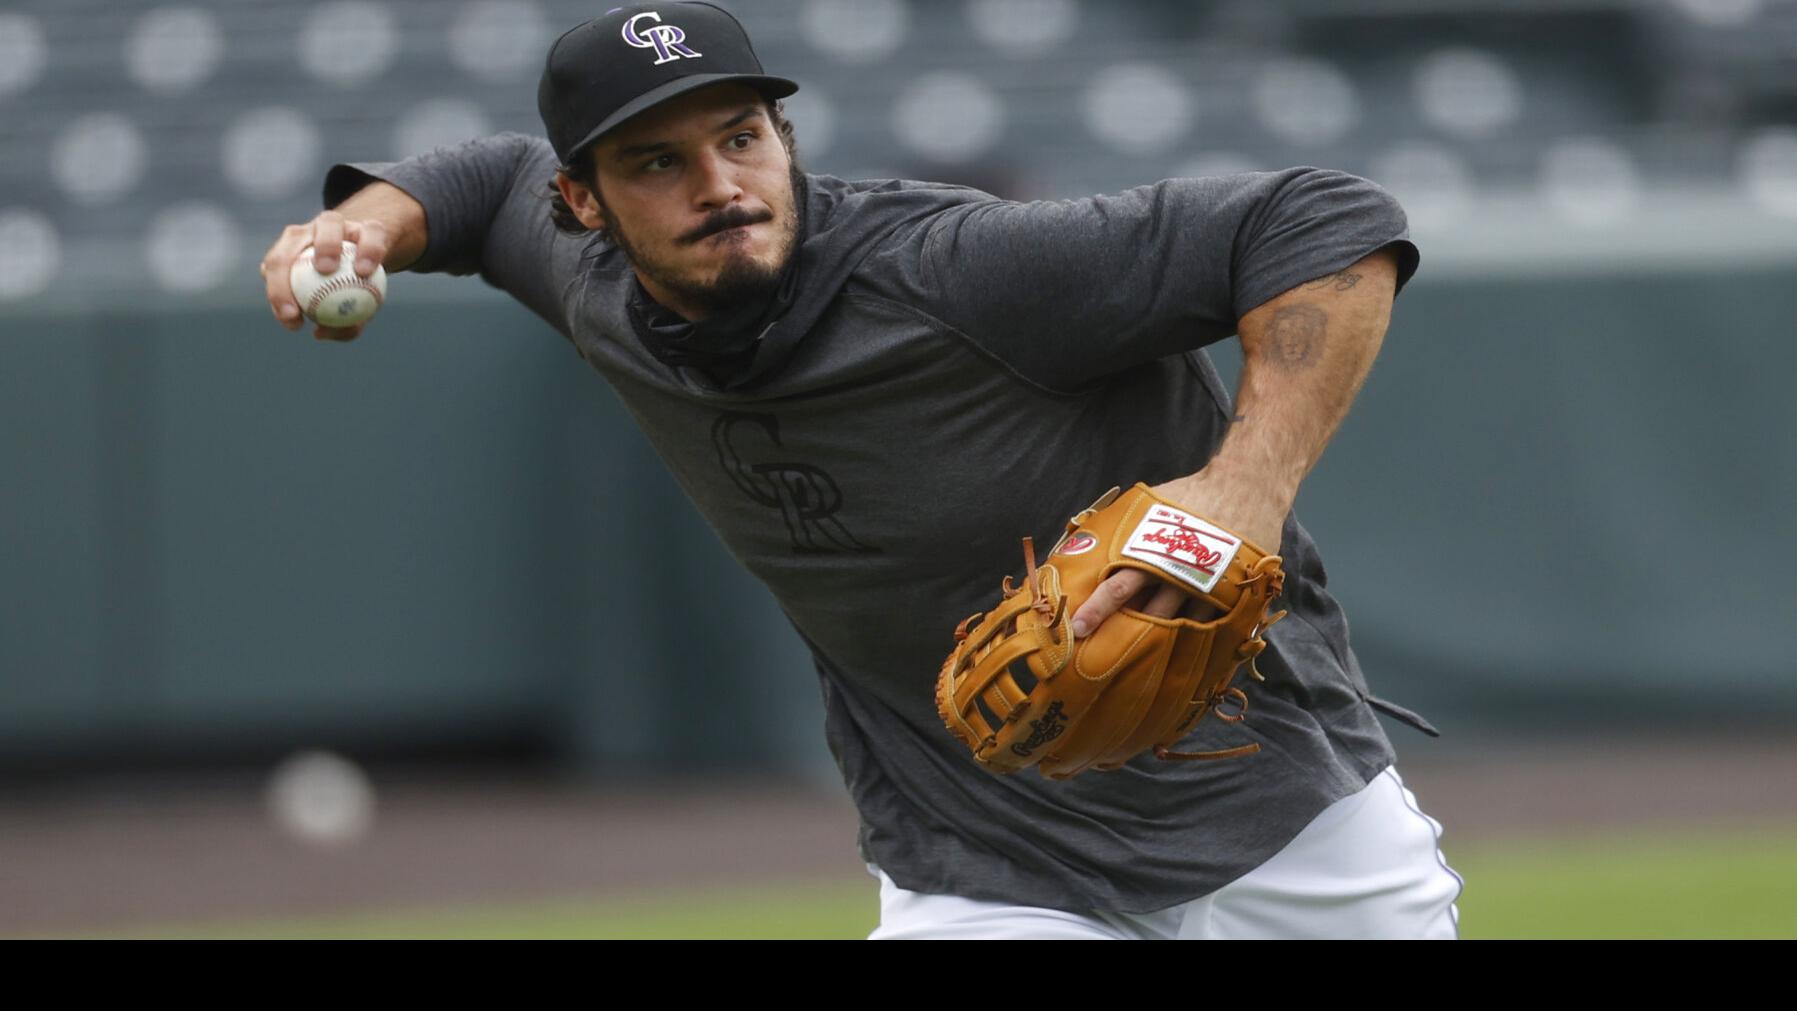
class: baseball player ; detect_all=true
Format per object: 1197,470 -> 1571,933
260,2 -> 1462,939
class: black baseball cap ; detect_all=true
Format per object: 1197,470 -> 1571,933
538,2 -> 799,165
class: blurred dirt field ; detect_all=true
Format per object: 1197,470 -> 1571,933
4,732 -> 1795,938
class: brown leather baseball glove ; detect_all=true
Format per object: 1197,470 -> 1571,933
936,483 -> 1289,780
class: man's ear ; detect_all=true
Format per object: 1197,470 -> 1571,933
555,170 -> 608,233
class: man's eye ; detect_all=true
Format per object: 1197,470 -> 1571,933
731,132 -> 755,149
645,154 -> 675,171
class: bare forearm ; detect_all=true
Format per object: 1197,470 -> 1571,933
1072,246 -> 1403,634
1210,251 -> 1398,505
332,180 -> 429,272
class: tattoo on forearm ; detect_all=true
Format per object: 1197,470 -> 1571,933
1303,270 -> 1361,292
1263,305 -> 1326,371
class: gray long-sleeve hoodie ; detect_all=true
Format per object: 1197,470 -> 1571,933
324,133 -> 1429,914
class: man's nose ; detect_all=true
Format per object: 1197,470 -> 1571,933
690,148 -> 744,209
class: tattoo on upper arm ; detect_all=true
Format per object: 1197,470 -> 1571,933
1302,269 -> 1361,292
1263,304 -> 1326,371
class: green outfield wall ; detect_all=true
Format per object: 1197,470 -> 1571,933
3,268 -> 1791,772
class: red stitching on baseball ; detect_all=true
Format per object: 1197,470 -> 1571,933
302,272 -> 384,315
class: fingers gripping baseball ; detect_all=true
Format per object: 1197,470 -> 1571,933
261,212 -> 391,339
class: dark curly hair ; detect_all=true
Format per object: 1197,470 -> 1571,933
545,99 -> 801,236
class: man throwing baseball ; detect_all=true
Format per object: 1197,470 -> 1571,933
261,2 -> 1461,939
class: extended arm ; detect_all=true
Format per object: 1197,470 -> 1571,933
1070,246 -> 1401,635
259,133 -> 575,342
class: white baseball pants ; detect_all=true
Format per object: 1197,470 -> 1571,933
867,765 -> 1463,939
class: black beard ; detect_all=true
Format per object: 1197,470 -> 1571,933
602,163 -> 804,318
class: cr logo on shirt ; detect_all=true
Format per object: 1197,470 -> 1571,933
711,411 -> 881,555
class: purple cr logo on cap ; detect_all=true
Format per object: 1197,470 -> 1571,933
622,11 -> 704,65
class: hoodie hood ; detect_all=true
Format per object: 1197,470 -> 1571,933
624,172 -> 993,392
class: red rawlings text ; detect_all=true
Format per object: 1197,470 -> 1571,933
1139,527 -> 1224,571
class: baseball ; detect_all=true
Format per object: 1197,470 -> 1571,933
290,240 -> 387,327
265,749 -> 377,848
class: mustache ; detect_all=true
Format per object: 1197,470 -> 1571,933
681,206 -> 775,244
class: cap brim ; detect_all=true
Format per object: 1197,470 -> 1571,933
566,73 -> 800,159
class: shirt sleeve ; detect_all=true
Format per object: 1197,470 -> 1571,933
320,132 -> 588,336
861,167 -> 1421,392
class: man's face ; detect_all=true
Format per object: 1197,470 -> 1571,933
563,84 -> 799,320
